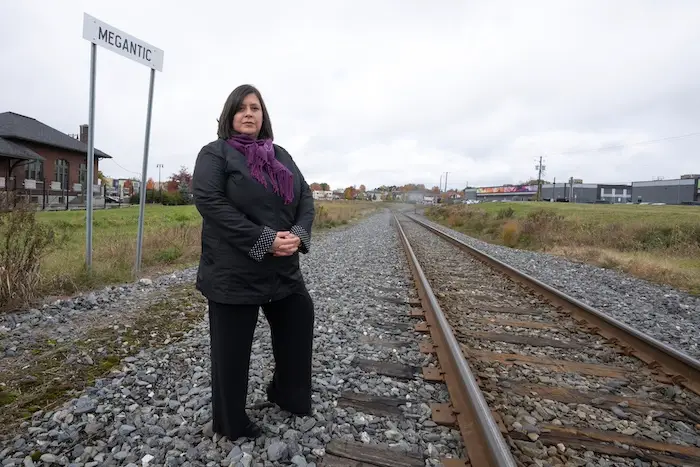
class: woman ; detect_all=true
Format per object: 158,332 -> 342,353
192,84 -> 315,440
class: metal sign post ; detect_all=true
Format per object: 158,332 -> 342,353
82,13 -> 164,274
85,42 -> 97,270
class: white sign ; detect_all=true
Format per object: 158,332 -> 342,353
82,13 -> 164,72
24,179 -> 37,190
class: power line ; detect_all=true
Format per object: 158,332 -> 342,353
102,159 -> 143,177
555,131 -> 700,156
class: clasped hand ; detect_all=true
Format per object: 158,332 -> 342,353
270,231 -> 301,257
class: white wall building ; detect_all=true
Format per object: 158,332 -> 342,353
312,190 -> 334,200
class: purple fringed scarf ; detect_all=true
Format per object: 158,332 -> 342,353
226,134 -> 294,204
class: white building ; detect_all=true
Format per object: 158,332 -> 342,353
312,190 -> 334,200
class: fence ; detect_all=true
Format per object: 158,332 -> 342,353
0,178 -> 131,211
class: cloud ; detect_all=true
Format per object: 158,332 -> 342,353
1,0 -> 699,191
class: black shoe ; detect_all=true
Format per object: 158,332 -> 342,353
239,422 -> 262,439
213,420 -> 262,440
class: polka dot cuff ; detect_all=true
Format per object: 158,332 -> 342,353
249,226 -> 277,262
290,224 -> 311,253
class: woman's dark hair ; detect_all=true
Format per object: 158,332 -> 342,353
217,84 -> 274,140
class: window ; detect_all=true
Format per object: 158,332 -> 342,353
55,159 -> 69,189
25,160 -> 43,180
79,163 -> 87,189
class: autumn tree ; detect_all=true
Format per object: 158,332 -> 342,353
431,186 -> 440,193
309,183 -> 322,191
171,166 -> 193,191
166,180 -> 179,193
359,184 -> 366,192
343,186 -> 357,200
400,183 -> 426,192
146,178 -> 156,190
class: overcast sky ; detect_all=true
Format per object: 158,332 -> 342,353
1,1 -> 699,191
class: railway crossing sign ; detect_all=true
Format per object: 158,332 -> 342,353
81,13 -> 165,274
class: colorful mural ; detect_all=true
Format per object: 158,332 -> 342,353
476,185 -> 538,195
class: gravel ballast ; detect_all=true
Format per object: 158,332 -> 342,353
0,210 -> 464,466
399,216 -> 700,466
412,213 -> 700,360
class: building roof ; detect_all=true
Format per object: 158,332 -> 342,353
0,136 -> 45,161
0,112 -> 112,159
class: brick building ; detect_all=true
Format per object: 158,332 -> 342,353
0,112 -> 112,207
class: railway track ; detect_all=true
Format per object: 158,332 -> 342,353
394,212 -> 700,467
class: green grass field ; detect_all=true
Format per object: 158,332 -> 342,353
425,202 -> 700,294
459,201 -> 700,224
29,200 -> 379,300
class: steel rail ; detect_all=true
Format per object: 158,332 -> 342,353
392,214 -> 517,467
406,213 -> 700,396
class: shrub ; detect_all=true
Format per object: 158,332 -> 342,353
129,190 -> 191,206
0,195 -> 59,312
501,220 -> 521,247
496,207 -> 515,219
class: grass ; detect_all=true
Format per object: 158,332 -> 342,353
29,200 -> 379,301
424,202 -> 700,294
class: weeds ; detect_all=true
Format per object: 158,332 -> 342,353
0,285 -> 207,436
425,203 -> 700,294
501,220 -> 521,247
0,195 -> 64,312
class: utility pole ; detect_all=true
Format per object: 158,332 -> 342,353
157,163 -> 163,203
535,156 -> 546,201
444,172 -> 449,192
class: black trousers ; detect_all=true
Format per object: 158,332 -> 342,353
207,290 -> 315,439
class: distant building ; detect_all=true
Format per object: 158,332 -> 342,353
312,190 -> 333,200
110,178 -> 140,199
631,177 -> 700,204
463,182 -> 633,204
404,190 -> 428,203
542,183 -> 631,204
0,112 -> 112,208
468,184 -> 539,202
364,190 -> 383,202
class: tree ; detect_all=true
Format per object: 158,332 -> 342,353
166,179 -> 179,193
309,183 -> 322,191
178,179 -> 190,201
343,186 -> 356,200
319,183 -> 330,191
399,183 -> 426,192
171,166 -> 193,191
96,170 -> 108,185
431,186 -> 440,193
146,178 -> 155,190
359,184 -> 366,192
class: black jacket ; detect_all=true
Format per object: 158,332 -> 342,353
192,139 -> 314,305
